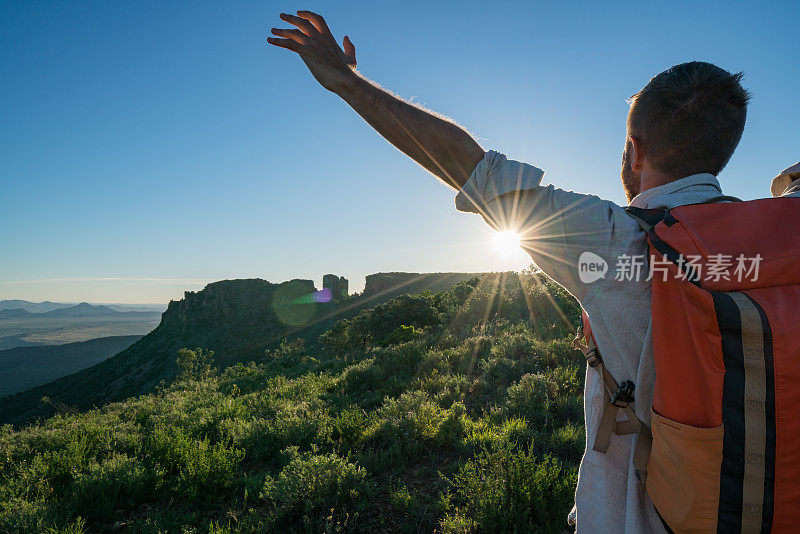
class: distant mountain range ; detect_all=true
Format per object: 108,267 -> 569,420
0,272 -> 495,426
0,300 -> 69,313
0,300 -> 166,315
0,309 -> 37,319
42,302 -> 119,317
0,302 -> 162,319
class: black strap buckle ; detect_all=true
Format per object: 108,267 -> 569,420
585,348 -> 601,368
611,380 -> 635,407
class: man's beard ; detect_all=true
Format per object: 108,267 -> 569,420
621,144 -> 641,203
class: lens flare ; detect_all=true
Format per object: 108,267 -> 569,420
492,230 -> 522,255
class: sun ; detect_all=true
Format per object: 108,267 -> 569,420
492,230 -> 522,255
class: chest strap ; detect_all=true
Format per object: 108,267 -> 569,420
573,325 -> 652,484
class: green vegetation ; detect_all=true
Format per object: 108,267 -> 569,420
0,273 -> 584,533
0,275 -> 497,426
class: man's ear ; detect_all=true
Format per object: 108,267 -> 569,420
629,136 -> 645,172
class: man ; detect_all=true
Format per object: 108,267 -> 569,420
268,11 -> 751,532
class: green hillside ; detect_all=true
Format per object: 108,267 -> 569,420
0,273 -> 583,533
0,274 -> 496,427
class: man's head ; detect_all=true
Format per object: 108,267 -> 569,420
621,61 -> 751,202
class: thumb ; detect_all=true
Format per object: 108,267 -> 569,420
343,35 -> 356,67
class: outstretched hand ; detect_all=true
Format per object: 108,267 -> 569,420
268,11 -> 358,94
267,10 -> 483,188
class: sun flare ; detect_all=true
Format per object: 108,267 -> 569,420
492,230 -> 522,255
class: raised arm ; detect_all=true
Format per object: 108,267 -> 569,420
267,10 -> 484,190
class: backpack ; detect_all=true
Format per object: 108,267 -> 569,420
574,195 -> 800,533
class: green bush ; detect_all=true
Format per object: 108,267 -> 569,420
260,450 -> 369,529
505,367 -> 583,426
145,425 -> 244,501
385,324 -> 423,346
364,391 -> 451,461
70,454 -> 155,520
262,338 -> 317,377
389,482 -> 415,513
440,444 -> 577,533
176,347 -> 216,382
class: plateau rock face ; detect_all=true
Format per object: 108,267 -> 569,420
322,274 -> 349,300
168,278 -> 316,336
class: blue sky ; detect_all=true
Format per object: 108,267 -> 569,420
2,1 -> 798,303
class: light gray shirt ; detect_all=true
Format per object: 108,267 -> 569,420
456,150 -> 728,534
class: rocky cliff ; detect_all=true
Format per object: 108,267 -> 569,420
322,274 -> 349,300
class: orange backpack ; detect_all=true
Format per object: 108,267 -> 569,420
575,195 -> 800,533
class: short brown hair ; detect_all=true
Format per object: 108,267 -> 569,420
627,61 -> 751,178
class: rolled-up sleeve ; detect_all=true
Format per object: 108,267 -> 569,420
455,150 -> 545,215
456,151 -> 635,301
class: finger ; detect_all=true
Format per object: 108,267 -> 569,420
266,37 -> 302,52
343,35 -> 356,66
296,10 -> 333,38
279,13 -> 318,37
271,27 -> 309,45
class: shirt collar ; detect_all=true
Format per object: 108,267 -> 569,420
628,173 -> 722,209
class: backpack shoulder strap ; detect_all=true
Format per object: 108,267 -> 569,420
573,321 -> 652,483
623,195 -> 741,232
623,207 -> 666,233
703,195 -> 743,203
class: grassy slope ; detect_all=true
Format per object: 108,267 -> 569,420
0,273 -> 584,533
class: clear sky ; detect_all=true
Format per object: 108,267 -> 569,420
2,1 -> 798,304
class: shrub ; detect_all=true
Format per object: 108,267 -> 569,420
70,454 -> 155,520
262,338 -> 317,377
544,422 -> 586,463
384,324 -> 423,346
389,482 -> 415,513
145,425 -> 244,501
175,348 -> 215,382
440,444 -> 577,533
338,358 -> 390,407
329,406 -> 372,456
364,391 -> 450,461
504,366 -> 583,427
260,451 -> 369,529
